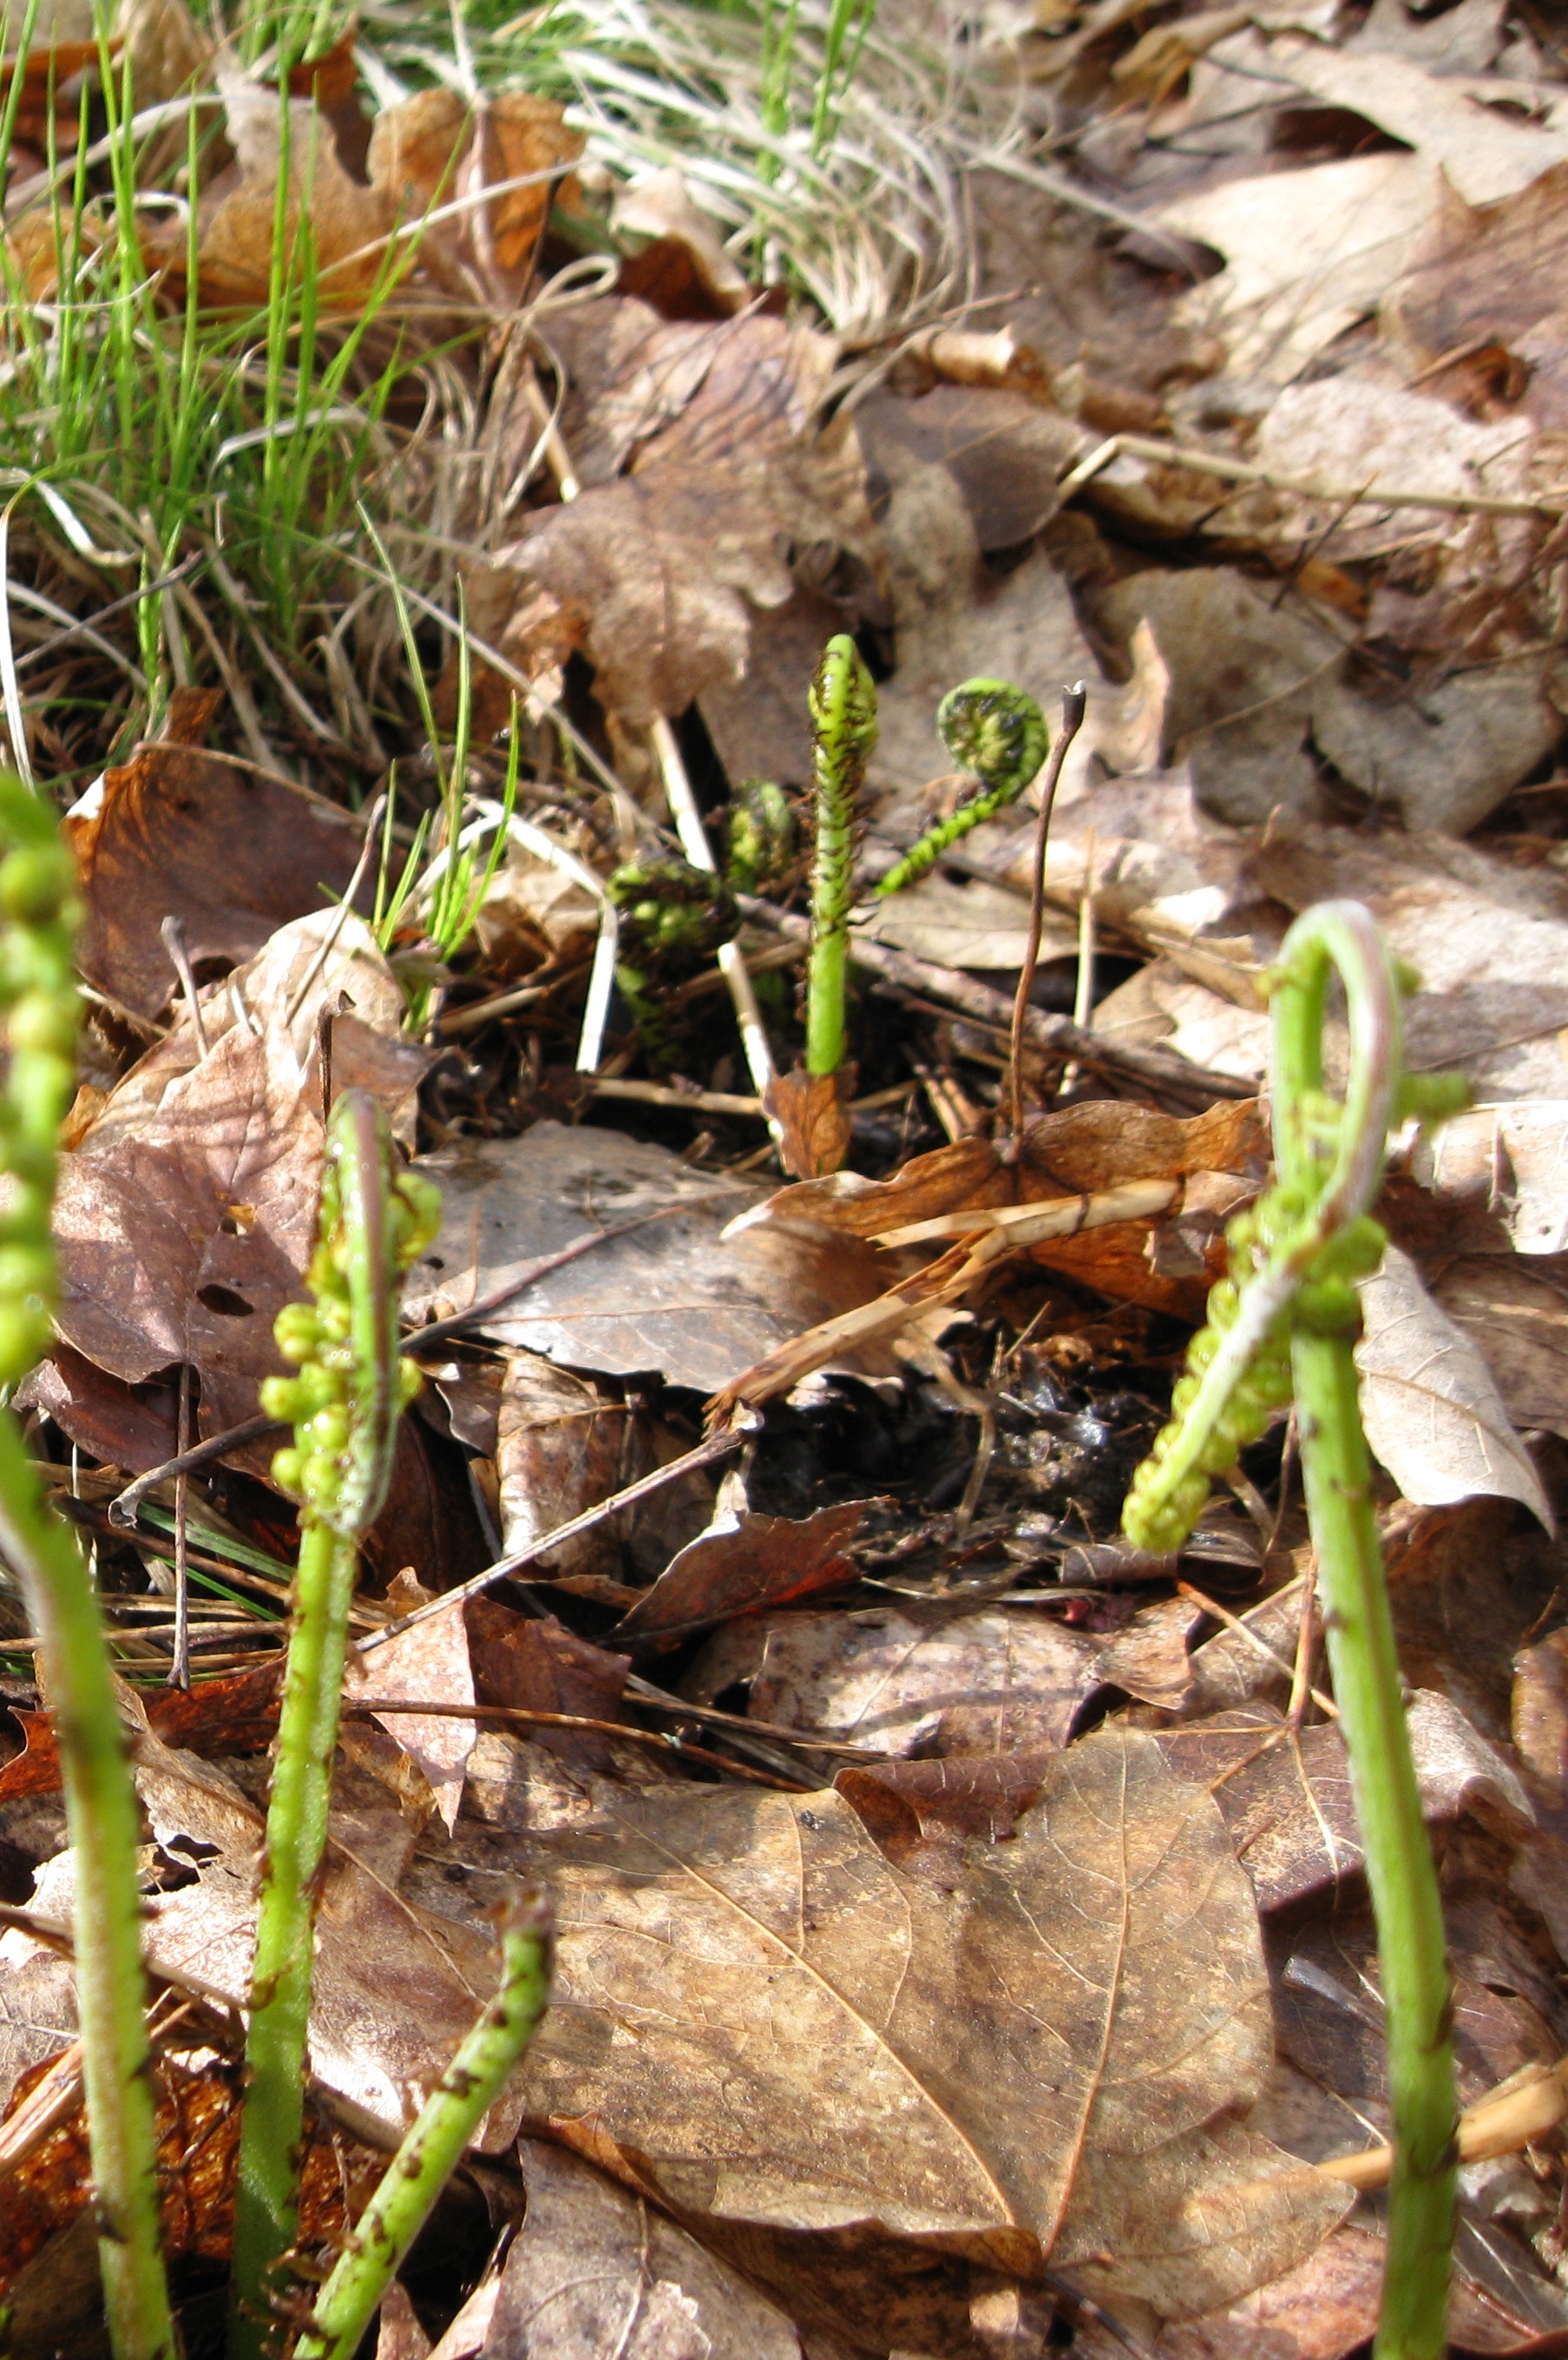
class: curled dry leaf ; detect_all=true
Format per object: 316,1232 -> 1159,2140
118,1726 -> 523,2148
686,1595 -> 1199,1757
456,1728 -> 1348,2317
1355,1245 -> 1554,1528
489,2137 -> 804,2359
1414,1103 -> 1568,1256
732,1095 -> 1266,1321
401,1121 -> 900,1395
65,731 -> 367,1019
1157,1691 -> 1532,1916
1388,160 -> 1568,430
1250,818 -> 1568,1104
763,1067 -> 855,1182
1153,38 -> 1568,382
1429,1255 -> 1568,1443
199,68 -> 581,308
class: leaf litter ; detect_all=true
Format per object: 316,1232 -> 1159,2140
7,0 -> 1568,2354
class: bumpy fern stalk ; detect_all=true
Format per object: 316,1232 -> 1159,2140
295,1887 -> 553,2360
229,1095 -> 440,2360
876,678 -> 1050,897
804,634 -> 878,1077
1124,900 -> 1468,2360
0,777 -> 176,2360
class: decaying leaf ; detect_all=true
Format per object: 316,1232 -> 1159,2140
465,1600 -> 632,1775
686,1595 -> 1199,1756
1429,1255 -> 1568,1442
614,1500 -> 873,1644
457,1728 -> 1348,2317
47,910 -> 415,1446
1249,819 -> 1568,1102
476,299 -> 873,727
1414,1103 -> 1568,1256
732,1096 -> 1266,1321
1157,1691 -> 1532,1915
489,2137 -> 804,2358
1388,160 -> 1568,428
344,1569 -> 476,1832
65,733 -> 366,1018
401,1121 -> 901,1395
1153,38 -> 1568,380
199,67 -> 581,308
1356,1246 -> 1554,1528
495,1353 -> 637,1585
764,1067 -> 855,1181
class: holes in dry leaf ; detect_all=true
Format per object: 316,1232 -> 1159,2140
196,1284 -> 254,1318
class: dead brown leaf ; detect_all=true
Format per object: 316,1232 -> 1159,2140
1388,161 -> 1568,430
401,1121 -> 902,1395
460,1730 -> 1348,2317
344,1569 -> 476,1831
734,1096 -> 1265,1321
1429,1255 -> 1568,1442
66,736 -> 367,1019
686,1596 -> 1199,1757
613,1500 -> 873,1644
1249,819 -> 1568,1101
764,1066 -> 855,1180
493,1353 -> 636,1588
1158,1691 -> 1532,1916
487,2137 -> 804,2357
477,298 -> 872,726
367,87 -> 583,307
51,1014 -> 326,1440
466,1599 -> 631,1775
1356,1246 -> 1554,1526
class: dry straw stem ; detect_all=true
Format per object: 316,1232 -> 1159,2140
1058,431 -> 1568,521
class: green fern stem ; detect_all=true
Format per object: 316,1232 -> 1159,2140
295,1889 -> 553,2360
1274,908 -> 1457,2360
0,776 -> 176,2360
1123,900 -> 1460,2360
804,634 -> 877,1076
876,678 -> 1049,898
228,1094 -> 440,2360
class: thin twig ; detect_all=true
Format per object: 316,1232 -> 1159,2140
1057,430 -> 1568,522
1007,682 -> 1086,1141
353,1421 -> 755,1656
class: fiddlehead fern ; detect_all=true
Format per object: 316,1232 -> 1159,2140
606,854 -> 739,1070
0,777 -> 176,2360
876,678 -> 1049,897
805,634 -> 877,1077
1122,901 -> 1467,2360
229,1094 -> 440,2360
724,777 -> 796,897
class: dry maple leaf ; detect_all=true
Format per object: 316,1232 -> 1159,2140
460,1726 -> 1348,2319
